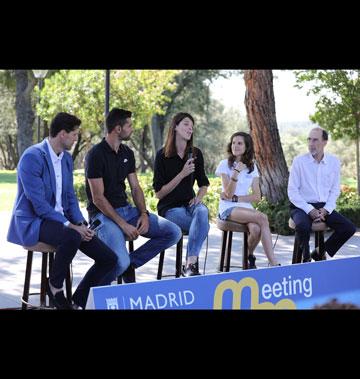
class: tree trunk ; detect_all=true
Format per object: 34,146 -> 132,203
150,114 -> 165,161
356,121 -> 360,196
15,70 -> 36,158
140,124 -> 149,172
72,132 -> 82,163
244,70 -> 289,203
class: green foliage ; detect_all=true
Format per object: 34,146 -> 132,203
111,70 -> 179,129
294,69 -> 360,193
74,172 -> 224,219
3,168 -> 360,229
281,129 -> 356,180
336,186 -> 360,226
0,81 -> 18,169
74,171 -> 295,234
37,70 -> 179,167
294,70 -> 360,139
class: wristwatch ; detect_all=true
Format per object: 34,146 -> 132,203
141,210 -> 150,216
77,220 -> 89,226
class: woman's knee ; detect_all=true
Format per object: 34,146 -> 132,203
256,212 -> 269,226
194,204 -> 209,218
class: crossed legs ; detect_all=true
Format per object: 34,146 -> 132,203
228,207 -> 279,265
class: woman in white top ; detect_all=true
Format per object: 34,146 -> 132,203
215,132 -> 280,267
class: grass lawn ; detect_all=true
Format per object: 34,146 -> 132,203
0,170 -> 17,212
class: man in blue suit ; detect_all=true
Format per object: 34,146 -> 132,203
7,112 -> 117,309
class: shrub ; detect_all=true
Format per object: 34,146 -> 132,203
337,186 -> 360,227
72,172 -> 360,233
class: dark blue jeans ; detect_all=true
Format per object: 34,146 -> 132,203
290,202 -> 356,259
39,220 -> 118,308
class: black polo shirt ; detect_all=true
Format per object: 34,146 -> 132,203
153,147 -> 210,217
85,138 -> 136,219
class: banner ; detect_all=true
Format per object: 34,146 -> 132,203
86,257 -> 360,310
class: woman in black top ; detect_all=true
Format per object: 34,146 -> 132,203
153,113 -> 210,276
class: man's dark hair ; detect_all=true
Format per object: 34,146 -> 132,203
106,108 -> 132,133
50,112 -> 81,137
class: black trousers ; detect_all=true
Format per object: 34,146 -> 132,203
290,203 -> 356,259
39,220 -> 117,308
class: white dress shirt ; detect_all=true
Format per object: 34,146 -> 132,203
288,152 -> 341,214
45,139 -> 65,216
215,159 -> 259,216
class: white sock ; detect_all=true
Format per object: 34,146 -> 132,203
49,280 -> 63,295
187,255 -> 198,265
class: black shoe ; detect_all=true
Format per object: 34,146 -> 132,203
248,254 -> 257,269
311,249 -> 321,261
182,261 -> 201,277
303,255 -> 311,263
46,278 -> 73,310
121,265 -> 136,283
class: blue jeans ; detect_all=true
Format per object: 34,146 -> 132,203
92,204 -> 182,277
164,203 -> 210,258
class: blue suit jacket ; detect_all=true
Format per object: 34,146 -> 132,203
7,139 -> 85,246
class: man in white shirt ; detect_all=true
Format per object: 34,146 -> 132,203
288,127 -> 356,263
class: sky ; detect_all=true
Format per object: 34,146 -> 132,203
210,70 -> 318,123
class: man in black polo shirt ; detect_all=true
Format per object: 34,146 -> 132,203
85,108 -> 181,282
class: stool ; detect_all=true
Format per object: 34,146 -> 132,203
216,218 -> 249,271
117,239 -> 134,284
22,242 -> 72,310
157,232 -> 188,279
289,218 -> 328,264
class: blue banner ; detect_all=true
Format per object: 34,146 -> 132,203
86,257 -> 360,310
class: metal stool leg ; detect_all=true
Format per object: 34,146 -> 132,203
175,235 -> 183,278
65,264 -> 73,302
157,251 -> 165,280
225,231 -> 233,272
128,240 -> 134,253
317,231 -> 326,260
22,250 -> 34,310
48,252 -> 55,308
219,231 -> 228,272
242,232 -> 249,270
117,240 -> 135,284
40,252 -> 48,308
292,235 -> 301,264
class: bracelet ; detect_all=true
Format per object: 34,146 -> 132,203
233,168 -> 240,173
230,177 -> 238,182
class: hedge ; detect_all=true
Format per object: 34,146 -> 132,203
74,172 -> 360,235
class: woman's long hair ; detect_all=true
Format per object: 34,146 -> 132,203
227,131 -> 254,173
164,112 -> 194,158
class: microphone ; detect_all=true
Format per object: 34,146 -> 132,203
188,150 -> 194,189
89,219 -> 101,231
